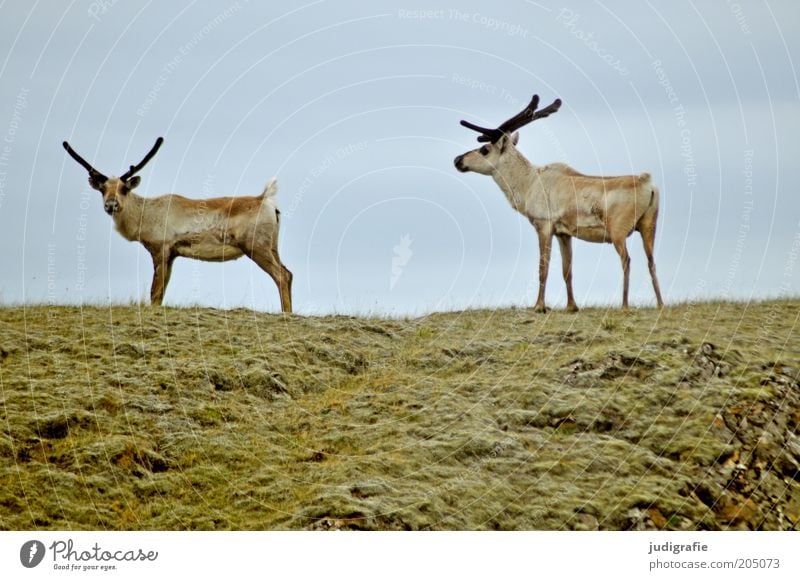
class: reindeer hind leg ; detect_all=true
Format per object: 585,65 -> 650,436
612,236 -> 631,309
241,236 -> 293,313
638,216 -> 663,308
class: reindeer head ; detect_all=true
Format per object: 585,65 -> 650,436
454,94 -> 561,175
63,138 -> 163,215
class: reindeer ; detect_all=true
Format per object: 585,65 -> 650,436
454,94 -> 663,312
63,137 -> 293,312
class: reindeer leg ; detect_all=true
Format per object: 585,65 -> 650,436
149,246 -> 175,305
557,234 -> 578,312
255,251 -> 293,313
268,253 -> 293,314
640,224 -> 663,308
612,237 -> 631,309
533,223 -> 553,313
241,238 -> 293,313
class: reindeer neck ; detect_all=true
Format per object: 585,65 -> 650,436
491,150 -> 536,213
112,191 -> 147,241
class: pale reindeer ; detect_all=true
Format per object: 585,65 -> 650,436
63,138 -> 293,312
454,94 -> 663,312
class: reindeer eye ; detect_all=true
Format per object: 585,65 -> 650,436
479,146 -> 490,156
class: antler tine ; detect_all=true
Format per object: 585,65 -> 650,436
120,137 -> 164,182
460,119 -> 502,143
492,94 -> 541,139
62,141 -> 108,181
531,98 -> 562,121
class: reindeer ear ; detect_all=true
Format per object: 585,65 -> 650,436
88,174 -> 105,191
496,133 -> 510,153
498,132 -> 520,153
126,176 -> 141,190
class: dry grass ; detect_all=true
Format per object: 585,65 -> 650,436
1,300 -> 798,530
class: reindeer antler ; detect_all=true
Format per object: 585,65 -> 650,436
460,94 -> 562,143
120,137 -> 164,182
62,141 -> 108,182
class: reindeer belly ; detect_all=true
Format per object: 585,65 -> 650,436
574,228 -> 610,243
179,243 -> 244,261
554,213 -> 610,243
174,232 -> 245,261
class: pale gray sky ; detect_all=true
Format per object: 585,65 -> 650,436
0,0 -> 798,314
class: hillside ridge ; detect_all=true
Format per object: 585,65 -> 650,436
1,300 -> 798,530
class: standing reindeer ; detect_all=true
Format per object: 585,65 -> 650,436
63,137 -> 293,312
454,94 -> 663,312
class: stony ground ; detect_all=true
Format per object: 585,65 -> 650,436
0,300 -> 798,530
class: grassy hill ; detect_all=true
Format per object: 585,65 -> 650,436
1,300 -> 798,530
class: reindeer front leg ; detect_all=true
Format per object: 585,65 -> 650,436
557,233 -> 578,312
533,221 -> 553,313
149,245 -> 175,305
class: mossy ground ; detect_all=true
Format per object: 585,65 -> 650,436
1,300 -> 798,530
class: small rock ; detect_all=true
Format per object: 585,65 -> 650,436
787,432 -> 800,462
714,494 -> 761,528
778,366 -> 800,382
776,452 -> 800,481
572,513 -> 599,531
550,416 -> 577,433
624,508 -> 646,531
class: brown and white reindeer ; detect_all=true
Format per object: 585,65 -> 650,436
63,137 -> 293,312
454,94 -> 663,312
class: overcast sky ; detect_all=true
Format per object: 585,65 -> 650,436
0,0 -> 797,314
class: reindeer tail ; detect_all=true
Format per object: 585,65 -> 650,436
261,177 -> 278,200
